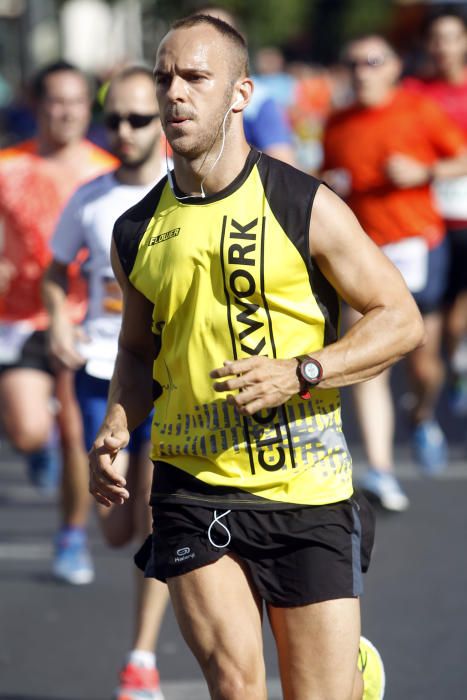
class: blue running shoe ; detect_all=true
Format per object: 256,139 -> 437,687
412,420 -> 447,475
357,468 -> 409,512
53,529 -> 94,585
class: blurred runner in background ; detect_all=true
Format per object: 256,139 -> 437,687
0,60 -> 117,581
43,65 -> 168,700
323,34 -> 467,509
404,9 -> 467,416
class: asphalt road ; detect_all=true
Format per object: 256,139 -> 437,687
1,375 -> 466,700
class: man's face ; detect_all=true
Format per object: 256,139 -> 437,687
104,76 -> 161,168
427,17 -> 467,72
154,25 -> 236,158
345,38 -> 401,107
38,71 -> 91,146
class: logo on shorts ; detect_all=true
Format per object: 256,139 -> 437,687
148,228 -> 180,246
174,546 -> 196,563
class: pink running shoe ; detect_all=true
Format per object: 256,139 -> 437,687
114,662 -> 164,700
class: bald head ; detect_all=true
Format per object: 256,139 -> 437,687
171,13 -> 249,81
154,17 -> 253,160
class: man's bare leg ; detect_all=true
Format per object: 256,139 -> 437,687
352,369 -> 394,473
168,554 -> 267,700
407,312 -> 444,425
269,597 -> 363,700
347,307 -> 408,510
0,368 -> 53,451
97,446 -> 168,694
55,368 -> 91,528
407,311 -> 447,473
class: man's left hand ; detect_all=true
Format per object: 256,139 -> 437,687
210,356 -> 300,415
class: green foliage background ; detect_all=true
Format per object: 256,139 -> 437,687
141,0 -> 392,60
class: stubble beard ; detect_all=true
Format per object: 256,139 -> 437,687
117,135 -> 159,170
168,88 -> 234,164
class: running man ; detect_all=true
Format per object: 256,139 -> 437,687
323,34 -> 467,508
43,66 -> 168,700
0,61 -> 117,582
404,10 -> 467,414
89,15 -> 424,700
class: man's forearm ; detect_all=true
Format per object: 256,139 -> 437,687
432,153 -> 467,180
42,265 -> 68,318
311,304 -> 424,389
104,345 -> 154,433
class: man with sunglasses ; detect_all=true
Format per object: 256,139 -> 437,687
323,34 -> 467,509
87,16 -> 425,700
43,66 -> 168,700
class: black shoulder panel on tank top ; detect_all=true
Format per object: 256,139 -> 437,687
256,154 -> 339,345
113,176 -> 167,278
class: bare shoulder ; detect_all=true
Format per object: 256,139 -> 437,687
310,183 -> 371,255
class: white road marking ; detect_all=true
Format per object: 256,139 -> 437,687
160,679 -> 282,699
0,542 -> 53,560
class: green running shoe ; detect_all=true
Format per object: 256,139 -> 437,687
358,636 -> 386,699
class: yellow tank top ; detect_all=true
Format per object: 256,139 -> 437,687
114,150 -> 353,507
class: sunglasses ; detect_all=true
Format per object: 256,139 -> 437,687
344,55 -> 388,71
104,112 -> 160,130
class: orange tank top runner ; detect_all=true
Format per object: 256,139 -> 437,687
323,88 -> 466,249
0,139 -> 118,327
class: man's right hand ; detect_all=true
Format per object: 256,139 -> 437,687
89,428 -> 130,507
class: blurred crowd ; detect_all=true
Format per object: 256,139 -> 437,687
0,5 -> 466,699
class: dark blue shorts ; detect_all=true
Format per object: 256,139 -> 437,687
412,237 -> 449,315
75,369 -> 153,453
445,226 -> 467,302
0,330 -> 53,376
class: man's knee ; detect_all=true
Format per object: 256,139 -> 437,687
97,509 -> 134,548
207,657 -> 265,700
5,418 -> 50,453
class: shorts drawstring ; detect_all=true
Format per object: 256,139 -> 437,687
207,509 -> 232,548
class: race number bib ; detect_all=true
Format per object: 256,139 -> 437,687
381,237 -> 428,293
433,176 -> 467,220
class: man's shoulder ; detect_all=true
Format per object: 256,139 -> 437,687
0,138 -> 37,161
394,85 -> 438,111
257,150 -> 320,190
0,139 -> 38,174
81,139 -> 119,167
324,104 -> 361,132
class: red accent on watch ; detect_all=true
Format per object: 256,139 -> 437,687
296,355 -> 323,399
296,357 -> 311,399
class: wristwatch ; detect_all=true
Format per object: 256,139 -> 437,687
296,355 -> 323,399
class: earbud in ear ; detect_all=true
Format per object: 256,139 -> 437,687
232,96 -> 242,109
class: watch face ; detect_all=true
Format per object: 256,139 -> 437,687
302,359 -> 322,384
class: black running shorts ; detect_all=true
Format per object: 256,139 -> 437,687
0,330 -> 53,376
135,491 -> 375,607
